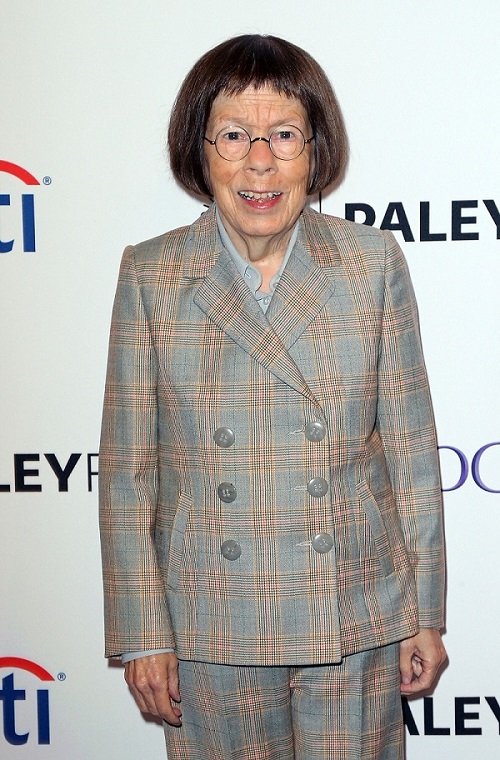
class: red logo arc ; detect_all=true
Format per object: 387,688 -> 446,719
0,657 -> 54,681
0,160 -> 40,186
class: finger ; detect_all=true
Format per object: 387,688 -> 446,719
411,655 -> 423,678
126,672 -> 182,725
151,688 -> 182,726
124,667 -> 162,715
130,683 -> 159,715
400,652 -> 445,695
147,669 -> 181,722
125,678 -> 150,714
145,656 -> 181,723
166,657 -> 181,703
123,655 -> 183,725
400,667 -> 437,695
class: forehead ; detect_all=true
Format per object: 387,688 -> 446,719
208,86 -> 308,126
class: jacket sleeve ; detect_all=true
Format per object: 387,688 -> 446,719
99,246 -> 174,658
376,230 -> 445,630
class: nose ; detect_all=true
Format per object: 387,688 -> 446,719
244,137 -> 276,173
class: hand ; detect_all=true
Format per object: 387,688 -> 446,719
124,652 -> 182,726
400,628 -> 447,696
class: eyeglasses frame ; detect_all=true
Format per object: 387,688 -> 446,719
204,124 -> 315,162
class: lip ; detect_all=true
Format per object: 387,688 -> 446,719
237,191 -> 284,211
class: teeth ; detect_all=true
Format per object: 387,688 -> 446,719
239,191 -> 281,200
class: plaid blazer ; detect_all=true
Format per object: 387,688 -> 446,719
99,204 -> 445,665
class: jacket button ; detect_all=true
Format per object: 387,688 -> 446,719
305,421 -> 326,442
217,482 -> 237,503
221,539 -> 241,560
307,477 -> 329,497
213,427 -> 235,448
312,533 -> 334,554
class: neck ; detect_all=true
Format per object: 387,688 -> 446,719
220,218 -> 293,262
230,229 -> 293,292
241,233 -> 291,264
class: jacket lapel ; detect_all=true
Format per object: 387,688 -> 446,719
265,218 -> 338,350
184,206 -> 321,404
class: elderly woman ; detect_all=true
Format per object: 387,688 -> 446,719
99,34 -> 446,760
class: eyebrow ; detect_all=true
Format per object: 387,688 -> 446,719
212,117 -> 307,131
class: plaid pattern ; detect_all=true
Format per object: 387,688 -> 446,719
99,204 -> 445,662
164,643 -> 403,759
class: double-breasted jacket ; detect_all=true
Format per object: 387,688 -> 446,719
99,204 -> 445,665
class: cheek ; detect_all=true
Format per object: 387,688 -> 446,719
206,158 -> 238,197
290,168 -> 312,196
204,151 -> 227,196
211,177 -> 236,204
294,150 -> 315,192
288,156 -> 313,191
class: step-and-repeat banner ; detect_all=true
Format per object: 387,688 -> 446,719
2,2 -> 499,758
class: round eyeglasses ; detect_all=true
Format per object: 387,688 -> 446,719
204,125 -> 314,162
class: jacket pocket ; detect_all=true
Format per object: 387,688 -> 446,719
355,479 -> 395,577
155,491 -> 193,590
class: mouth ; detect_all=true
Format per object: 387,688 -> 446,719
238,191 -> 282,201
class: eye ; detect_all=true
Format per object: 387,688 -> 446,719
273,127 -> 299,142
218,127 -> 249,143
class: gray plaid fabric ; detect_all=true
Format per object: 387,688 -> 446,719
164,643 -> 403,759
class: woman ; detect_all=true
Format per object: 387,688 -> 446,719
99,34 -> 446,759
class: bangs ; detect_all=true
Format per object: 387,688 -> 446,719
215,37 -> 306,102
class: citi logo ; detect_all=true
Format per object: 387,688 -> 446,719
0,160 -> 49,254
0,657 -> 58,746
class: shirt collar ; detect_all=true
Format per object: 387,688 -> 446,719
215,206 -> 299,296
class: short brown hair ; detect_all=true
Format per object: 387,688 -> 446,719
168,34 -> 348,198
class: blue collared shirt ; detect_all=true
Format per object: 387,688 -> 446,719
216,207 -> 299,313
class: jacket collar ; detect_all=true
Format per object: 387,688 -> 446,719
182,203 -> 341,278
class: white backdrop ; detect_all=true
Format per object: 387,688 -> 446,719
1,1 -> 499,757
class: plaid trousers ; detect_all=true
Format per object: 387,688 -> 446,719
164,642 -> 404,759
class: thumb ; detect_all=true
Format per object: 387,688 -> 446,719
399,645 -> 415,686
